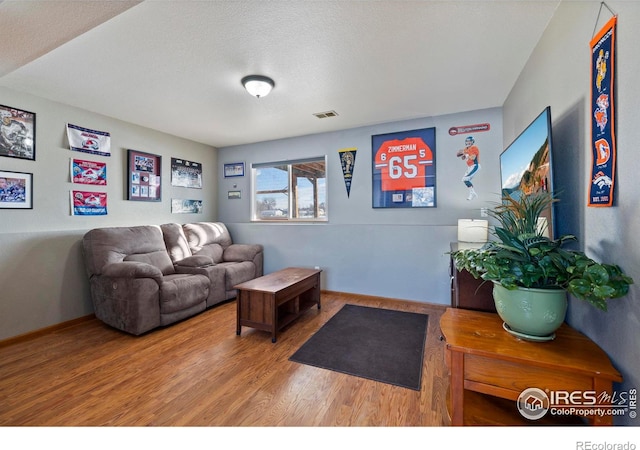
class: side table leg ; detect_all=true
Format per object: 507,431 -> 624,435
450,351 -> 465,426
236,291 -> 242,336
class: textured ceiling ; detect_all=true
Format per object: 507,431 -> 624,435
0,1 -> 560,148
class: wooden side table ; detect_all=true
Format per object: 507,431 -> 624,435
440,308 -> 622,426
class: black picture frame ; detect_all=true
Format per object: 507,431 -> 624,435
127,149 -> 162,201
171,157 -> 202,188
371,127 -> 437,208
0,170 -> 33,209
0,104 -> 36,161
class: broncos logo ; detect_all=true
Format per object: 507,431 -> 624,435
592,171 -> 612,189
594,139 -> 611,165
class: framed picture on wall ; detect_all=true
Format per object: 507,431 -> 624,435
0,170 -> 33,209
371,127 -> 437,208
127,149 -> 161,201
171,157 -> 202,188
224,162 -> 245,178
171,199 -> 203,214
227,190 -> 242,200
0,104 -> 36,161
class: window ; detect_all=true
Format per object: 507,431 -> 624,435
252,156 -> 327,221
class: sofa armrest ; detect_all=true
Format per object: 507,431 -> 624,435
174,255 -> 214,268
102,261 -> 163,282
223,244 -> 263,262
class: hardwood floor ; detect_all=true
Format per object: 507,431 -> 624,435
0,291 -> 449,426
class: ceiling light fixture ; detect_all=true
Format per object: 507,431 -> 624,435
241,75 -> 275,98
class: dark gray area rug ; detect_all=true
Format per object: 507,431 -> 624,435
289,304 -> 429,390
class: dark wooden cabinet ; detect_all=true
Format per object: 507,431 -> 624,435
449,242 -> 496,313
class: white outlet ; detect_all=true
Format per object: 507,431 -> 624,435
314,266 -> 321,270
480,208 -> 488,217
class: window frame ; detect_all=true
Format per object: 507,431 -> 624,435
251,156 -> 328,223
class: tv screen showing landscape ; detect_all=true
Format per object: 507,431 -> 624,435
499,106 -> 554,237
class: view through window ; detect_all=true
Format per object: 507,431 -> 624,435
252,157 -> 327,221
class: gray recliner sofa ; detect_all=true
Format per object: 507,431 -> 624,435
82,222 -> 263,335
161,222 -> 263,307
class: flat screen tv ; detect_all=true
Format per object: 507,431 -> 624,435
499,106 -> 555,239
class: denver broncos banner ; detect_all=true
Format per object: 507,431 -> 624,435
589,16 -> 617,207
338,147 -> 357,197
67,123 -> 111,156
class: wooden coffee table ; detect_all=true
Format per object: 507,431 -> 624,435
235,267 -> 321,343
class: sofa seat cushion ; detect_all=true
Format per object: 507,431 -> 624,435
223,244 -> 263,262
125,251 -> 175,276
83,225 -> 174,277
174,255 -> 214,268
160,273 -> 209,314
219,261 -> 257,291
161,223 -> 193,263
183,222 -> 232,264
193,243 -> 224,264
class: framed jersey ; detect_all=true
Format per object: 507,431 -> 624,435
372,127 -> 436,208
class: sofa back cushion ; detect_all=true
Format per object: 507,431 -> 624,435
160,223 -> 193,263
182,222 -> 232,264
83,225 -> 175,277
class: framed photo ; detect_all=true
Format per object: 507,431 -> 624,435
127,149 -> 161,201
171,158 -> 202,188
171,199 -> 203,214
0,170 -> 33,209
372,127 -> 437,208
227,190 -> 242,200
224,162 -> 245,178
1,104 -> 36,161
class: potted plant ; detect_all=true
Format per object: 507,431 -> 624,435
450,190 -> 633,341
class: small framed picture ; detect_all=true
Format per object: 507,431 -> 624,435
171,199 -> 203,214
224,162 -> 245,178
1,104 -> 36,161
127,149 -> 161,201
228,190 -> 242,200
0,170 -> 33,209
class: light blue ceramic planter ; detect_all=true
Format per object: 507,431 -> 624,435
492,282 -> 568,340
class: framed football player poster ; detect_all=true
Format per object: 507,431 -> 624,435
1,104 -> 36,161
372,127 -> 436,208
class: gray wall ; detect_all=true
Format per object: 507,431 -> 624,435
503,1 -> 640,425
218,107 -> 503,304
0,86 -> 217,341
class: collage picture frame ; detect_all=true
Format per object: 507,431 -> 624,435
127,149 -> 162,201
